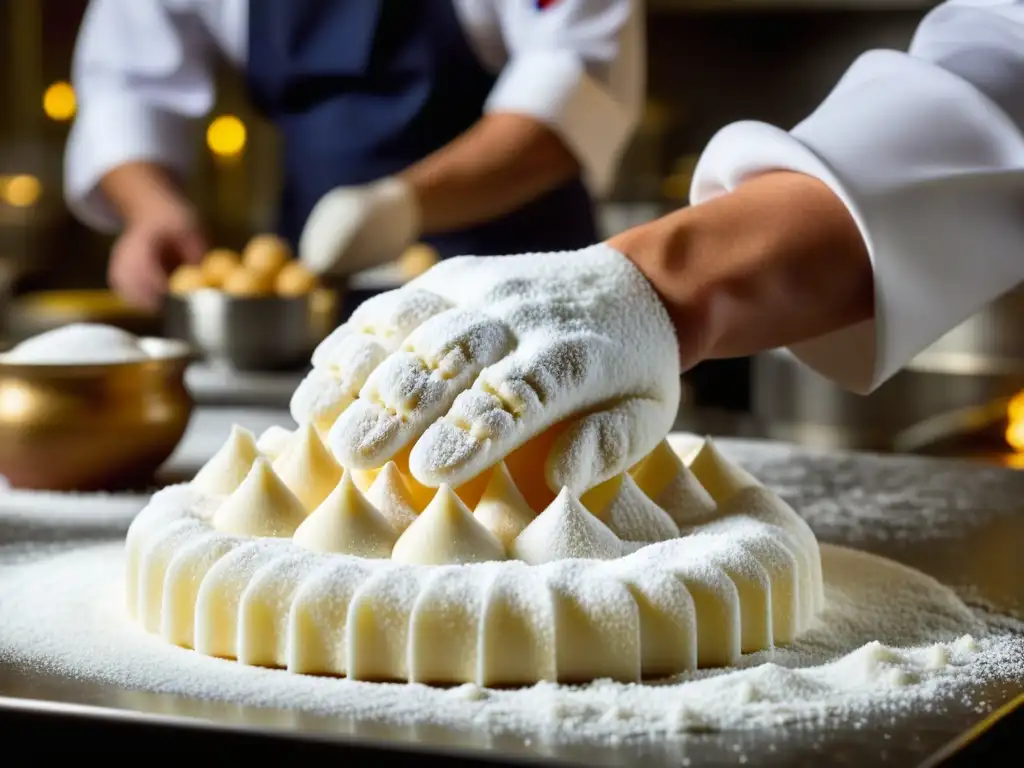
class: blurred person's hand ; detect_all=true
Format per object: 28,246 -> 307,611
100,162 -> 207,309
107,196 -> 206,310
299,178 -> 419,278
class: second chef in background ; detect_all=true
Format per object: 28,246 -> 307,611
64,0 -> 643,309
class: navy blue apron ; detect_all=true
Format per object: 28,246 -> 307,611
246,0 -> 599,282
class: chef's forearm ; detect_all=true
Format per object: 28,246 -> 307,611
399,113 -> 581,234
610,171 -> 874,368
99,161 -> 192,226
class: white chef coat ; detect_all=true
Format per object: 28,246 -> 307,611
691,0 -> 1024,396
65,0 -> 644,232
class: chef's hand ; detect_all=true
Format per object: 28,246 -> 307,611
101,162 -> 207,310
292,244 -> 680,495
108,204 -> 207,309
299,178 -> 420,277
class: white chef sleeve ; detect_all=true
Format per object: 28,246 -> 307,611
65,0 -> 217,232
485,0 -> 644,196
689,0 -> 1024,395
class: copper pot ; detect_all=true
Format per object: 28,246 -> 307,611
0,346 -> 194,491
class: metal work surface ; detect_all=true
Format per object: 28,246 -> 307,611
1,414 -> 1022,765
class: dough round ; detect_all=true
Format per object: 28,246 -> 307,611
398,243 -> 439,279
168,265 -> 211,295
275,261 -> 319,297
242,234 -> 291,277
126,432 -> 824,686
200,249 -> 241,287
222,266 -> 275,297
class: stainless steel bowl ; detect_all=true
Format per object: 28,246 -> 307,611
752,286 -> 1024,452
164,289 -> 340,371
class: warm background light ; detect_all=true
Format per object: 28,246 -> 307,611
0,175 -> 42,207
1004,391 -> 1024,452
43,81 -> 76,121
206,115 -> 247,158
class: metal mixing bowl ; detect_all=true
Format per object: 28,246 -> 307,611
163,289 -> 340,372
0,340 -> 194,491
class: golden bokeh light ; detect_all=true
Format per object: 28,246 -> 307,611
1,175 -> 42,207
206,115 -> 247,158
43,81 -> 76,121
1006,391 -> 1024,452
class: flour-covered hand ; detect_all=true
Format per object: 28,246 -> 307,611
292,244 -> 681,494
299,177 -> 420,277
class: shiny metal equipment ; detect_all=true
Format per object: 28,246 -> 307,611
164,288 -> 340,372
753,286 -> 1024,453
0,344 -> 194,491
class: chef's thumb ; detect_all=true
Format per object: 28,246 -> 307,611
545,395 -> 677,496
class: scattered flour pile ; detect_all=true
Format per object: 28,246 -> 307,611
0,538 -> 1020,744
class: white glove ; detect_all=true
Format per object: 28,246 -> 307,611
292,244 -> 681,495
298,177 -> 420,277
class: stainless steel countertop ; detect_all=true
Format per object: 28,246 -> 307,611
1,408 -> 1022,765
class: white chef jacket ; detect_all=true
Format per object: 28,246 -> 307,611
65,0 -> 644,232
691,0 -> 1024,396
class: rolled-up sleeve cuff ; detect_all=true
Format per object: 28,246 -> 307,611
484,50 -> 635,196
692,50 -> 1024,395
64,98 -> 193,232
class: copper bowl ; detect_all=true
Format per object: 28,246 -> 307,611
0,339 -> 195,491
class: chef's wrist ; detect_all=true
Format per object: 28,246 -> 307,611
607,210 -> 714,370
397,113 -> 579,235
610,171 -> 874,366
100,161 -> 194,229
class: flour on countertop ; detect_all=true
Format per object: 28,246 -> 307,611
0,539 -> 1020,745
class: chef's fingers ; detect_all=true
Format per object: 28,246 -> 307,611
327,309 -> 514,469
109,245 -> 163,310
545,395 -> 676,495
289,333 -> 389,432
407,336 -> 601,488
311,288 -> 453,367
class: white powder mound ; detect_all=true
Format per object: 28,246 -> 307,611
1,323 -> 148,364
0,323 -> 189,365
137,337 -> 190,360
0,540 -> 1020,745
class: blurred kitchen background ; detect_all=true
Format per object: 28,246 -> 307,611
2,0 -> 1022,467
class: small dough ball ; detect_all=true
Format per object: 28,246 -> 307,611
168,265 -> 211,295
398,243 -> 439,279
201,249 -> 241,287
275,261 -> 319,297
222,266 -> 275,297
243,234 -> 292,277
